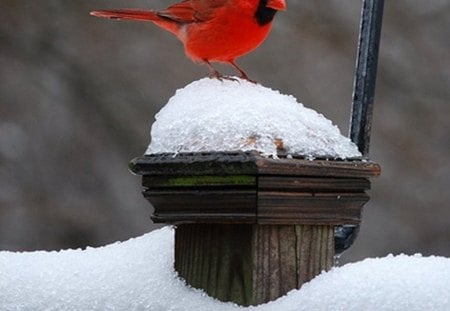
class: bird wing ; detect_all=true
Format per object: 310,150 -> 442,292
158,0 -> 229,23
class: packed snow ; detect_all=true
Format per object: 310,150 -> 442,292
146,78 -> 361,159
1,227 -> 449,311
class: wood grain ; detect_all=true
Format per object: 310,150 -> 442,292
175,224 -> 253,305
296,225 -> 334,285
130,152 -> 259,176
175,224 -> 334,306
133,152 -> 379,305
144,190 -> 257,223
258,192 -> 368,225
258,176 -> 370,192
253,225 -> 298,303
130,152 -> 381,179
256,157 -> 381,178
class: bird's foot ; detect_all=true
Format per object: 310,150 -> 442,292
220,75 -> 239,82
205,60 -> 256,83
209,72 -> 238,82
239,74 -> 257,84
211,73 -> 257,83
228,60 -> 258,83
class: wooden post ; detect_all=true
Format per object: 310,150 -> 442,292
130,152 -> 380,306
174,224 -> 334,305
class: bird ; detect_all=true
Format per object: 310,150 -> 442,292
90,0 -> 286,81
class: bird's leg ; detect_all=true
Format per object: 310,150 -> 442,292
228,60 -> 256,83
205,60 -> 222,79
204,60 -> 237,82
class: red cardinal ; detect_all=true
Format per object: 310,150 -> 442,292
91,0 -> 286,81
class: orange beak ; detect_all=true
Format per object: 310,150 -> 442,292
266,0 -> 287,11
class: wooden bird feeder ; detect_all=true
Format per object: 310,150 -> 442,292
130,0 -> 384,306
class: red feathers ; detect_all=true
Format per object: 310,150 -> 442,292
91,0 -> 286,80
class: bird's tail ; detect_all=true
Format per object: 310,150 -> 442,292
90,9 -> 158,22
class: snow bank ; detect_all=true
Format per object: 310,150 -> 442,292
146,78 -> 361,159
1,227 -> 449,311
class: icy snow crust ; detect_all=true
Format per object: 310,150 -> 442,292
1,227 -> 450,311
146,78 -> 361,159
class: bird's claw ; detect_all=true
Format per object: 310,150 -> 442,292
221,75 -> 239,82
210,74 -> 257,84
240,75 -> 257,84
210,73 -> 238,82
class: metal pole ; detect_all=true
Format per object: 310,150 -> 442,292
350,0 -> 385,158
337,0 -> 385,255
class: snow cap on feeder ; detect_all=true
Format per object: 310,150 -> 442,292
146,78 -> 361,159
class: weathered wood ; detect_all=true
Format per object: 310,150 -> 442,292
257,192 -> 368,225
295,225 -> 334,286
131,152 -> 380,305
145,190 -> 257,223
256,157 -> 381,178
130,152 -> 381,178
143,175 -> 256,189
253,225 -> 298,303
135,153 -> 378,225
144,189 -> 367,225
258,176 -> 370,192
130,152 -> 258,176
175,224 -> 254,304
175,224 -> 334,306
143,188 -> 368,225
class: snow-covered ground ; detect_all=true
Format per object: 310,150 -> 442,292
3,80 -> 447,310
147,78 -> 361,159
1,227 -> 449,311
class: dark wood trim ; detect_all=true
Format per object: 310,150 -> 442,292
130,152 -> 381,178
145,190 -> 257,224
134,152 -> 378,226
132,152 -> 380,305
258,176 -> 371,192
256,157 -> 381,178
257,192 -> 368,225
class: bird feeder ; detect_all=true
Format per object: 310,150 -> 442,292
130,0 -> 384,306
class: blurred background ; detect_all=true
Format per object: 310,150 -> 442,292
0,1 -> 449,264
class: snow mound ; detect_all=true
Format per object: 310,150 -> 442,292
146,78 -> 361,159
1,227 -> 449,311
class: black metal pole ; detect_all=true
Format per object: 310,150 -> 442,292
337,0 -> 385,256
350,0 -> 385,158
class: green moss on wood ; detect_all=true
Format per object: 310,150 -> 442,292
155,175 -> 256,187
